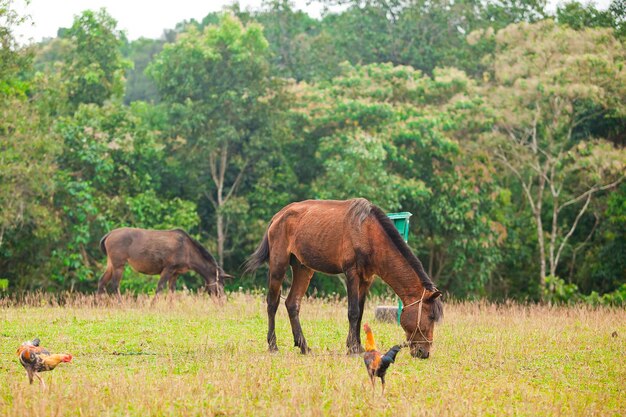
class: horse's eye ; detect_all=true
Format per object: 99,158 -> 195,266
429,315 -> 436,321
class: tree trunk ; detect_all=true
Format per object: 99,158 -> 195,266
216,210 -> 224,267
535,172 -> 547,295
206,143 -> 248,268
535,208 -> 546,292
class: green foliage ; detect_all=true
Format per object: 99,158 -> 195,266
61,9 -> 130,108
123,37 -> 164,103
313,131 -> 407,209
0,0 -> 33,97
543,275 -> 582,304
125,191 -> 199,231
0,1 -> 624,303
149,13 -> 295,268
481,20 -> 626,296
557,1 -> 615,30
544,276 -> 626,306
576,183 -> 626,294
291,63 -> 503,296
253,0 -> 340,81
0,22 -> 63,291
42,102 -> 199,291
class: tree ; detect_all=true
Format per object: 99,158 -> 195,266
318,0 -> 548,76
480,20 -> 626,294
50,102 -> 199,290
292,63 -> 503,296
254,0 -> 339,81
123,37 -> 164,104
0,97 -> 60,255
148,14 -> 291,266
0,1 -> 62,288
556,1 -> 615,30
0,0 -> 31,97
61,9 -> 129,108
576,183 -> 626,293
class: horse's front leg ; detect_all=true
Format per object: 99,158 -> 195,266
168,273 -> 179,293
156,269 -> 173,294
285,260 -> 314,354
345,269 -> 364,354
356,278 -> 373,345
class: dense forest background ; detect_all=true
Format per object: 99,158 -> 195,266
1,0 -> 625,303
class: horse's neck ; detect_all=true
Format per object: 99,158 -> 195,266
189,251 -> 213,278
374,248 -> 425,304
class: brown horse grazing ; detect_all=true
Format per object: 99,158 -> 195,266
98,228 -> 231,297
244,198 -> 443,358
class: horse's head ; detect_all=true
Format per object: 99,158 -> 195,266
400,289 -> 443,359
206,267 -> 232,298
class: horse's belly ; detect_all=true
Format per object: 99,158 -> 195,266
292,246 -> 344,275
302,258 -> 343,275
128,259 -> 163,275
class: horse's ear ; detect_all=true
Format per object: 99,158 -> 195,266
428,290 -> 442,302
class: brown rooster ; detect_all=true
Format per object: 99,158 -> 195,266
17,338 -> 72,387
363,323 -> 402,395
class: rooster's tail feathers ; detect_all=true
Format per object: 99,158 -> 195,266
381,344 -> 403,365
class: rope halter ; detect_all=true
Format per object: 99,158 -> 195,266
205,268 -> 221,288
401,288 -> 433,345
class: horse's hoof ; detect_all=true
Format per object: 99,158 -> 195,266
347,345 -> 365,355
299,347 -> 311,355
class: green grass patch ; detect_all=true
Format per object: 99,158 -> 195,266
0,293 -> 624,416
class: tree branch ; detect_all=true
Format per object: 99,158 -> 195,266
568,212 -> 599,282
554,192 -> 593,272
208,151 -> 219,187
224,159 -> 249,204
558,177 -> 624,214
495,148 -> 538,213
203,189 -> 217,209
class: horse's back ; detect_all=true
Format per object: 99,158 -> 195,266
102,228 -> 188,265
272,198 -> 370,225
268,199 -> 376,273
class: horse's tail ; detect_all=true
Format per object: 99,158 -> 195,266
243,230 -> 270,275
99,232 -> 112,256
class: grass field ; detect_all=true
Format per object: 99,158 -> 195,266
0,292 -> 624,416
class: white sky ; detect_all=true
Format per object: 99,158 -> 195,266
12,0 -> 328,44
12,0 -> 613,45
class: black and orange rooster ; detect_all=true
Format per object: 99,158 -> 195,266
363,323 -> 402,395
17,338 -> 72,387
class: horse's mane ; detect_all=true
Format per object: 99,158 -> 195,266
366,204 -> 438,292
347,198 -> 372,225
174,229 -> 218,267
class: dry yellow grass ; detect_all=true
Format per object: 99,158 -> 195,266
0,292 -> 624,416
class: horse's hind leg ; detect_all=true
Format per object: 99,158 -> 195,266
285,259 -> 314,354
97,264 -> 113,294
110,266 -> 124,300
267,254 -> 289,353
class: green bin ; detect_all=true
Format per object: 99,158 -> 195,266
387,212 -> 412,324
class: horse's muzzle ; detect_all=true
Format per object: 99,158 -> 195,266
411,346 -> 430,359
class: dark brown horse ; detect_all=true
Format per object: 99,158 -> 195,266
244,198 -> 443,358
98,228 -> 231,297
